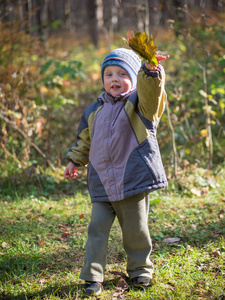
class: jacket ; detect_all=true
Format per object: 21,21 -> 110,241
66,66 -> 168,202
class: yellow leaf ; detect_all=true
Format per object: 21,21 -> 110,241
124,31 -> 158,65
209,110 -> 217,116
185,149 -> 191,155
200,129 -> 208,137
40,86 -> 49,94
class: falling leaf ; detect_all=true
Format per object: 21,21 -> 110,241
123,30 -> 158,65
79,214 -> 85,219
163,237 -> 180,244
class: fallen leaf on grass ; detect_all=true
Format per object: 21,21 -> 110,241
79,214 -> 85,220
212,250 -> 221,257
191,224 -> 197,231
161,282 -> 177,291
112,278 -> 129,300
196,263 -> 209,271
163,237 -> 180,244
194,287 -> 212,298
39,278 -> 46,285
61,232 -> 70,241
2,242 -> 10,248
39,239 -> 45,247
26,214 -> 37,220
191,188 -> 201,197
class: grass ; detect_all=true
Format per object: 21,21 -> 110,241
0,166 -> 225,299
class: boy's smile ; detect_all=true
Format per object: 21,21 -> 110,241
103,65 -> 132,97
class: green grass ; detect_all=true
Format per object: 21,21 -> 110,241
0,167 -> 225,299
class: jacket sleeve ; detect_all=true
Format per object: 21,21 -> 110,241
136,64 -> 167,123
66,110 -> 91,167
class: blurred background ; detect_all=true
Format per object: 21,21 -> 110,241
0,0 -> 225,194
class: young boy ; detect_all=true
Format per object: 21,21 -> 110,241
64,48 -> 169,296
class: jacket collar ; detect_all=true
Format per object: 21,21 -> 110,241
97,88 -> 136,103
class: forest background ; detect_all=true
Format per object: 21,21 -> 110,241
0,1 -> 225,299
0,0 -> 225,189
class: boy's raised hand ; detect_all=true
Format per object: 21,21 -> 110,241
155,54 -> 170,62
63,162 -> 78,178
145,54 -> 170,71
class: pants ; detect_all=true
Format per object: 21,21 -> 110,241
79,193 -> 154,282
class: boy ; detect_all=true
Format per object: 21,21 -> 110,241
64,48 -> 169,296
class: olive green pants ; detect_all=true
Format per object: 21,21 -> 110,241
79,193 -> 154,282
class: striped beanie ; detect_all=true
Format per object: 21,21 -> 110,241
101,48 -> 142,88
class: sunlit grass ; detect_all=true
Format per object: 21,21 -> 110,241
0,167 -> 225,299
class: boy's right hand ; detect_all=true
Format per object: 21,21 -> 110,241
63,162 -> 78,178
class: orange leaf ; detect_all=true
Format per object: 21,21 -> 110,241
39,239 -> 45,247
61,232 -> 70,242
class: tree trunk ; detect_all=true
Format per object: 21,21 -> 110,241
87,0 -> 99,47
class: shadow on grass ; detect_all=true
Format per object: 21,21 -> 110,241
0,173 -> 87,200
1,276 -> 152,300
0,283 -> 84,299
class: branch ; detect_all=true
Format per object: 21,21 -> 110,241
166,101 -> 178,180
0,113 -> 56,171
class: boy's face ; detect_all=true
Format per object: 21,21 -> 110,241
103,65 -> 132,97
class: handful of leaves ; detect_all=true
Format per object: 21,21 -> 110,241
123,30 -> 158,66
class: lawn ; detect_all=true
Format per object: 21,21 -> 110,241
0,166 -> 225,299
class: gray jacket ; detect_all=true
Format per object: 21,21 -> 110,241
67,67 -> 168,202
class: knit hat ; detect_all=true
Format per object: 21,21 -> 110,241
101,48 -> 142,88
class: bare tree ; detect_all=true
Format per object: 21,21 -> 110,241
87,0 -> 99,47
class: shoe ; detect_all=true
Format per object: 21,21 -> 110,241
132,276 -> 151,287
83,281 -> 103,296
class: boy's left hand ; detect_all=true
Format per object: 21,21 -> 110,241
155,54 -> 170,62
145,54 -> 170,71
